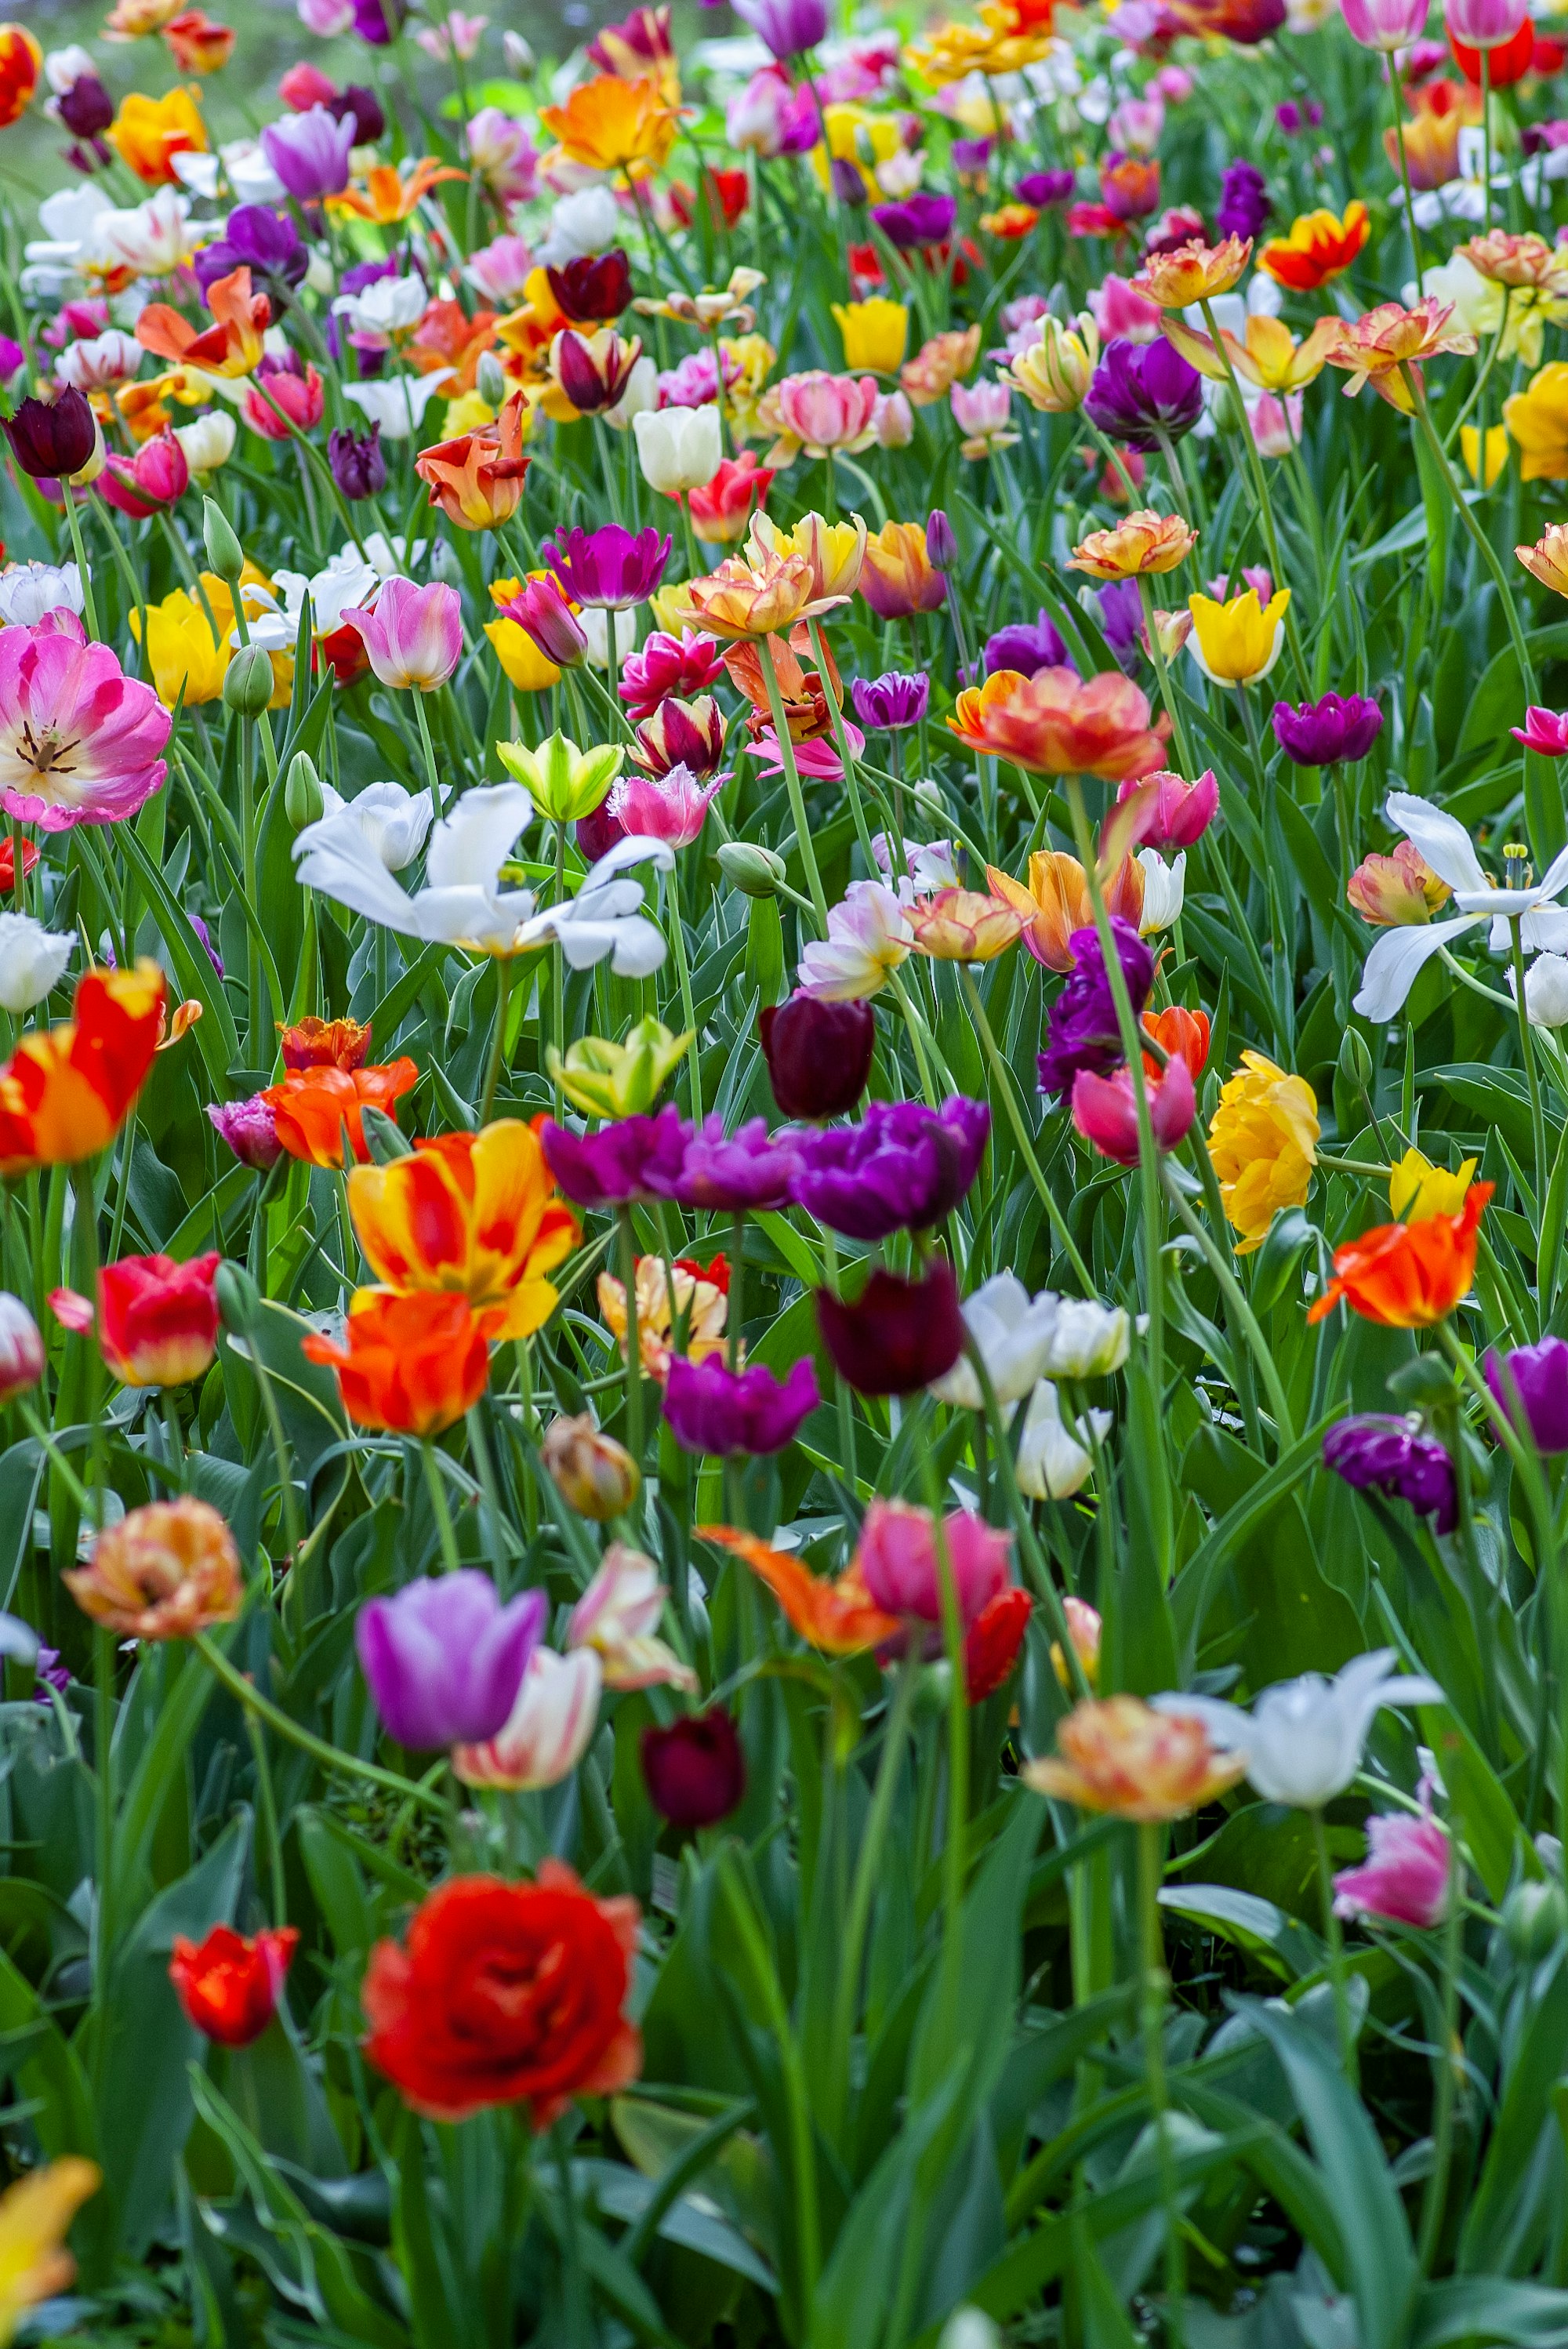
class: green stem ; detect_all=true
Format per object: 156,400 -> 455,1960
1510,913 -> 1548,1210
757,632 -> 828,932
961,967 -> 1094,1293
194,1632 -> 448,1811
481,953 -> 513,1125
62,492 -> 101,641
1138,1819 -> 1186,2349
412,689 -> 446,821
421,1437 -> 462,1570
1160,1165 -> 1295,1442
823,1648 -> 920,2148
1199,297 -> 1308,700
618,1207 -> 644,1472
1309,1806 -> 1358,2085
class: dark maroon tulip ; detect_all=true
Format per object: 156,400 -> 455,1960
662,1355 -> 820,1456
758,992 -> 875,1121
57,74 -> 114,139
576,801 -> 624,862
641,1709 -> 746,1827
547,249 -> 633,321
329,83 -> 386,142
4,388 -> 96,481
328,422 -> 386,500
816,1258 -> 964,1396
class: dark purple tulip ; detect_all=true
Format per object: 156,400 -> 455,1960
758,993 -> 875,1120
328,422 -> 387,501
1096,580 -> 1143,675
1323,1415 -> 1457,1533
544,524 -> 671,612
793,1097 -> 990,1241
1486,1339 -> 1568,1454
1083,338 -> 1204,452
1216,159 -> 1270,243
926,508 -> 958,572
1037,920 -> 1154,1099
57,74 -> 113,139
329,83 -> 386,143
830,156 -> 869,207
546,250 -> 633,321
1016,168 -> 1075,206
541,1105 -> 691,1207
817,1258 -> 965,1396
851,671 -> 930,730
641,1709 -> 746,1826
872,191 -> 958,249
195,206 -> 308,300
649,1116 -> 802,1213
662,1354 -> 820,1456
4,389 -> 96,481
350,0 -> 406,42
985,610 -> 1070,677
1271,693 -> 1384,766
355,1573 -> 546,1750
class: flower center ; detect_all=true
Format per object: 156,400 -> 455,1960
17,721 -> 79,783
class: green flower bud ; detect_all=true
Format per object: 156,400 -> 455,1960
1338,1026 -> 1374,1090
495,731 -> 624,823
285,750 -> 325,830
215,1260 -> 260,1335
223,643 -> 275,719
477,350 -> 507,408
546,1017 -> 693,1119
202,496 -> 245,585
719,842 -> 786,898
360,1106 -> 416,1163
1502,1879 -> 1567,1961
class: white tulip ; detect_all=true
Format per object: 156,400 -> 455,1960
1356,793 -> 1568,1022
0,914 -> 72,1015
169,150 -> 223,202
332,274 -> 429,339
1152,1650 -> 1442,1810
314,781 -> 434,873
535,185 -> 622,265
1137,847 -> 1185,935
221,142 -> 286,207
1015,1381 -> 1110,1500
1041,1295 -> 1130,1379
603,355 -> 659,431
43,45 -> 96,96
929,1273 -> 1063,1410
451,1646 -> 603,1791
633,403 -> 722,495
0,563 -> 84,627
55,331 -> 143,392
343,370 -> 454,441
249,550 -> 380,649
172,412 -> 237,475
96,188 -> 202,277
1512,953 -> 1568,1029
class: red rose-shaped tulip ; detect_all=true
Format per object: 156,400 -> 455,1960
169,1922 -> 299,2046
98,1250 -> 221,1388
641,1708 -> 747,1826
361,1864 -> 643,2126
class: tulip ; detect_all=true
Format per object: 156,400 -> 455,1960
3,389 -> 99,483
1187,586 -> 1293,688
543,524 -> 671,612
97,1251 -> 220,1389
949,667 -> 1168,780
858,520 -> 947,619
343,579 -> 463,692
855,1498 -> 1013,1628
546,249 -> 632,321
758,991 -> 875,1120
851,672 -> 929,731
1024,1694 -> 1247,1818
832,297 -> 910,375
632,405 -> 723,496
872,191 -> 957,249
1133,234 -> 1254,310
1333,1799 -> 1454,1926
260,104 -> 355,200
174,412 -> 237,476
772,369 -> 881,456
1084,339 -> 1204,452
1323,1413 -> 1457,1527
662,1355 -> 820,1455
452,1647 -> 604,1790
1071,1054 -> 1197,1164
550,326 -> 644,416
169,1925 -> 299,2047
1116,768 -> 1218,850
279,1015 -> 372,1072
792,1097 -> 990,1240
328,423 -> 387,502
303,1291 -> 503,1435
1069,509 -> 1198,581
1486,1337 -> 1568,1452
952,379 -> 1018,459
0,963 -> 165,1176
1347,840 -> 1451,926
907,887 -> 1025,963
64,1497 -> 242,1640
608,762 -> 721,848
1512,706 -> 1568,755
0,914 -> 71,1015
413,395 -> 532,532
796,880 -> 913,999
631,695 -> 727,779
355,1571 -> 546,1751
97,429 -> 190,520
1005,314 -> 1100,413
347,1120 -> 578,1340
1207,1051 -> 1320,1253
548,1019 -> 691,1122
1515,953 -> 1568,1026
538,70 -> 679,173
207,1094 -> 281,1171
927,1273 -> 1063,1410
1037,920 -> 1154,1098
1271,692 -> 1383,763
263,1059 -> 419,1167
568,1541 -> 697,1689
1016,1380 -> 1109,1500
642,1709 -> 746,1827
817,1258 -> 966,1396
1443,0 -> 1526,45
1308,1184 -> 1493,1327
620,630 -> 727,719
1155,1651 -> 1443,1810
0,1294 -> 43,1406
496,731 -> 623,823
1342,0 -> 1431,44
688,454 -> 775,544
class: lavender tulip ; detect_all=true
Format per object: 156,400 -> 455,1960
1323,1414 -> 1457,1530
793,1097 -> 990,1240
1271,692 -> 1384,765
662,1355 -> 821,1455
260,106 -> 357,201
985,609 -> 1072,677
1096,580 -> 1143,675
1084,338 -> 1204,452
1037,921 -> 1154,1099
355,1572 -> 546,1749
650,1116 -> 802,1212
1486,1338 -> 1568,1454
731,0 -> 829,57
208,1095 -> 282,1170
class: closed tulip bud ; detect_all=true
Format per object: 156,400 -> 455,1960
202,496 -> 245,584
719,841 -> 786,897
1338,1026 -> 1374,1090
547,1017 -> 692,1119
360,1104 -> 416,1162
1503,1878 -> 1567,1959
0,1293 -> 43,1407
223,644 -> 276,719
925,507 -> 958,572
543,1411 -> 641,1519
215,1259 -> 261,1334
477,349 -> 507,407
285,750 -> 325,830
503,29 -> 535,74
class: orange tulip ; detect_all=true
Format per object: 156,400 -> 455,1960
279,1014 -> 372,1071
985,848 -> 1145,970
415,392 -> 532,531
348,1120 -> 579,1342
906,887 -> 1025,962
1142,1004 -> 1210,1077
262,1058 -> 419,1169
1068,508 -> 1198,580
1307,1182 -> 1492,1328
303,1291 -> 501,1436
699,1525 -> 902,1654
162,8 -> 236,71
949,666 -> 1169,781
0,23 -> 40,128
64,1497 -> 241,1640
1258,201 -> 1370,293
539,73 -> 678,175
0,963 -> 165,1177
858,520 -> 949,619
1320,297 -> 1479,415
108,85 -> 207,185
327,158 -> 467,225
1390,104 -> 1463,191
137,267 -> 268,378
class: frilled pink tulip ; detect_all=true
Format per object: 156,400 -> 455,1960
1333,1799 -> 1453,1926
343,576 -> 463,692
1070,1054 -> 1196,1165
1341,0 -> 1431,45
1513,706 -> 1568,755
97,429 -> 189,520
606,761 -> 722,848
1116,767 -> 1218,849
775,371 -> 880,455
0,612 -> 170,830
854,1497 -> 1013,1628
1442,0 -> 1525,45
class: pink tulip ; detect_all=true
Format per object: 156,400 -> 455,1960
1513,706 -> 1568,755
0,611 -> 170,831
855,1498 -> 1013,1628
775,371 -> 880,455
607,761 -> 723,848
243,359 -> 325,442
1442,0 -> 1525,45
278,60 -> 337,110
1333,1801 -> 1453,1926
343,576 -> 463,693
97,428 -> 190,521
1117,767 -> 1219,850
1341,0 -> 1431,46
1071,1055 -> 1196,1166
1250,391 -> 1303,458
950,379 -> 1014,437
1088,274 -> 1163,346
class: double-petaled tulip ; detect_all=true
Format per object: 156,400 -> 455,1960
906,886 -> 1025,962
305,1291 -> 503,1436
949,667 -> 1168,781
1347,840 -> 1452,925
1069,509 -> 1197,581
170,1926 -> 299,2047
348,1120 -> 579,1342
0,962 -> 165,1176
97,1251 -> 221,1388
1207,1051 -> 1319,1251
686,545 -> 848,641
1022,1694 -> 1247,1818
662,1354 -> 820,1457
1131,235 -> 1252,308
1322,299 -> 1478,414
1004,314 -> 1100,412
414,394 -> 531,532
263,1058 -> 419,1168
538,70 -> 679,172
64,1497 -> 241,1640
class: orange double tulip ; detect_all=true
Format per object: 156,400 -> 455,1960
415,394 -> 532,532
262,1059 -> 419,1169
1307,1183 -> 1492,1328
0,963 -> 165,1176
304,1292 -> 500,1436
949,666 -> 1169,781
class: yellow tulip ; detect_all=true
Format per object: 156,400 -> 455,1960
831,297 -> 910,376
1186,586 -> 1292,688
1503,361 -> 1568,481
1388,1146 -> 1476,1225
132,586 -> 230,708
1461,422 -> 1510,487
0,2157 -> 100,2345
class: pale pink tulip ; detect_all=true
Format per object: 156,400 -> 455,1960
1440,0 -> 1523,45
0,612 -> 169,831
775,370 -> 880,455
567,1542 -> 698,1690
343,577 -> 463,693
1341,0 -> 1430,46
450,1646 -> 602,1790
1089,274 -> 1163,345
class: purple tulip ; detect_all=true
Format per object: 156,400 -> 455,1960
651,1116 -> 802,1213
504,577 -> 590,668
541,1105 -> 691,1207
1084,338 -> 1204,452
355,1572 -> 546,1750
641,1709 -> 746,1826
1036,921 -> 1154,1099
731,0 -> 829,56
951,136 -> 994,172
188,913 -> 224,977
260,106 -> 357,202
194,206 -> 307,299
207,1094 -> 282,1171
830,156 -> 869,207
662,1355 -> 821,1455
925,508 -> 958,572
792,1097 -> 990,1240
851,671 -> 930,730
1271,692 -> 1384,766
1322,1414 -> 1457,1532
985,609 -> 1072,677
1486,1339 -> 1568,1454
57,75 -> 114,140
1096,580 -> 1144,675
1016,168 -> 1076,206
0,336 -> 21,383
330,82 -> 386,142
871,191 -> 957,249
328,422 -> 387,500
350,0 -> 407,42
543,525 -> 672,613
1216,159 -> 1270,242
